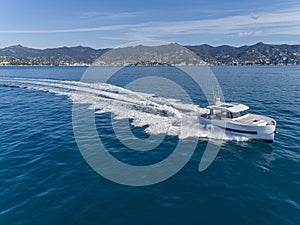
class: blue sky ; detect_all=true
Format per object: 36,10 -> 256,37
0,0 -> 299,48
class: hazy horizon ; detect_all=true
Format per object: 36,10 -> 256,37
2,41 -> 300,50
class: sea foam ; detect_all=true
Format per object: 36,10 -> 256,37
0,77 -> 248,142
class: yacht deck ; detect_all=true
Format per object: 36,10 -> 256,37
233,114 -> 268,125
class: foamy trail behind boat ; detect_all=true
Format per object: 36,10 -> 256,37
0,77 -> 248,141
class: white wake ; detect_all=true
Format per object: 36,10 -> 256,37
0,77 -> 248,141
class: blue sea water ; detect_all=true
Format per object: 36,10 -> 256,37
0,66 -> 299,225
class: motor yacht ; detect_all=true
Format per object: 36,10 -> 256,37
199,98 -> 276,143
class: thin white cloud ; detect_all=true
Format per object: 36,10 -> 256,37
237,31 -> 262,37
80,11 -> 143,20
131,9 -> 300,39
0,25 -> 134,34
0,8 -> 299,38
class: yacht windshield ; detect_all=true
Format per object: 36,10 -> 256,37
231,110 -> 248,118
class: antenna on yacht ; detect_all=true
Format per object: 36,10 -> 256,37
212,85 -> 216,104
212,85 -> 220,104
216,87 -> 221,104
217,87 -> 220,99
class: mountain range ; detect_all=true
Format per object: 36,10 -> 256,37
0,45 -> 109,66
0,42 -> 299,66
185,42 -> 300,65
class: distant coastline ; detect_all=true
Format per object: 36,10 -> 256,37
1,42 -> 299,66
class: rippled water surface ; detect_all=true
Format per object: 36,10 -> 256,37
0,66 -> 299,225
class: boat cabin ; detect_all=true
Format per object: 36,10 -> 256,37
207,101 -> 249,120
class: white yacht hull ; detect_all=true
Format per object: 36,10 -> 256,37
199,116 -> 276,143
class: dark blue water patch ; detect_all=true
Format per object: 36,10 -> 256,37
0,66 -> 300,225
107,66 -> 209,106
95,112 -> 179,166
128,118 -> 150,139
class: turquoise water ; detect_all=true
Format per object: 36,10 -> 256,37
0,66 -> 299,225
